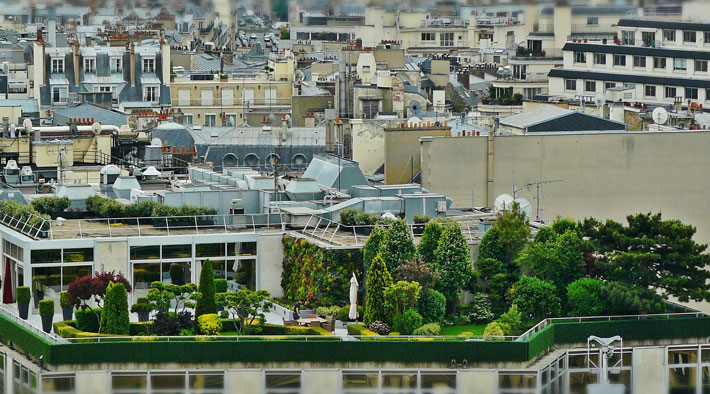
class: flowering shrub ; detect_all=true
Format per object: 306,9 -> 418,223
368,321 -> 391,336
197,314 -> 223,335
468,294 -> 495,323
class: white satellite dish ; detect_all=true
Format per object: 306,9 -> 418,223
493,193 -> 514,214
513,197 -> 532,219
22,118 -> 33,133
91,122 -> 102,135
652,107 -> 668,125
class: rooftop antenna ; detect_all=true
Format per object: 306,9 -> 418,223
526,179 -> 563,222
594,94 -> 605,116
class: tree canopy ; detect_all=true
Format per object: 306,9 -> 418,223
435,223 -> 472,313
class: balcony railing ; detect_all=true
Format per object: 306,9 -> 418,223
172,98 -> 292,108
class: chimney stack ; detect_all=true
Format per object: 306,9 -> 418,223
130,41 -> 136,87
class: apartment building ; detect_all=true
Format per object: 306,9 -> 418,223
548,19 -> 710,106
33,40 -> 172,113
170,74 -> 293,127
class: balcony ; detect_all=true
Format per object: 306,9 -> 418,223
496,72 -> 550,83
475,17 -> 521,27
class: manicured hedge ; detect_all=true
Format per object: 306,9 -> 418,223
527,324 -> 555,360
6,312 -> 710,366
347,323 -> 379,336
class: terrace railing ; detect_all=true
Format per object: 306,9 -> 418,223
515,311 -> 707,342
44,213 -> 288,240
0,212 -> 49,240
298,214 -> 478,247
0,303 -> 58,342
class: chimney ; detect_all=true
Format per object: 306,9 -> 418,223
73,41 -> 80,90
160,39 -> 170,83
48,19 -> 56,47
130,41 -> 136,87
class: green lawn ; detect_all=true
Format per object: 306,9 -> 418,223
440,324 -> 487,336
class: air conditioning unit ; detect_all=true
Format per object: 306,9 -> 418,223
436,200 -> 447,213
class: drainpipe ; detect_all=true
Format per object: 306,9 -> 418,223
130,41 -> 136,87
73,41 -> 80,91
486,118 -> 495,208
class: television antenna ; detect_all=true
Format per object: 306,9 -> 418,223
594,94 -> 606,115
526,179 -> 563,222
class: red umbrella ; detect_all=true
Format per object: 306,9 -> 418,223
3,258 -> 13,304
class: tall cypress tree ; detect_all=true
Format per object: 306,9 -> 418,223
195,260 -> 217,321
363,225 -> 386,270
435,224 -> 473,313
100,282 -> 130,335
418,220 -> 443,266
380,219 -> 416,273
364,254 -> 393,325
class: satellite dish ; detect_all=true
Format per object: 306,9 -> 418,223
493,193 -> 514,214
409,101 -> 422,115
513,197 -> 532,219
91,122 -> 102,135
294,69 -> 305,81
652,107 -> 668,125
150,137 -> 162,147
22,118 -> 32,133
594,94 -> 605,108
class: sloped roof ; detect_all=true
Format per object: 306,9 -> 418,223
500,105 -> 571,129
53,104 -> 128,126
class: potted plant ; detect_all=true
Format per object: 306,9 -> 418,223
39,299 -> 54,333
16,286 -> 31,320
60,291 -> 73,321
583,38 -> 588,43
412,214 -> 430,235
220,74 -> 228,82
602,38 -> 607,45
131,297 -> 152,322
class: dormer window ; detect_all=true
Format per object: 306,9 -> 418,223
84,58 -> 96,73
143,58 -> 155,73
51,58 -> 64,74
111,57 -> 122,73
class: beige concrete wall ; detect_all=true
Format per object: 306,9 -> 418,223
351,120 -> 387,175
226,370 -> 262,394
258,234 -> 285,297
384,126 -> 450,185
76,371 -> 110,394
632,347 -> 665,394
95,240 -> 128,275
420,132 -> 710,248
459,370 -> 496,394
302,369 -> 340,394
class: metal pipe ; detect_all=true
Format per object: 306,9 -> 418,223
16,125 -> 121,133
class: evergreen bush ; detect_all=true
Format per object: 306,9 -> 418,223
195,260 -> 217,323
100,282 -> 130,335
380,219 -> 416,273
364,255 -> 393,325
412,323 -> 441,336
417,288 -> 446,325
392,309 -> 423,335
39,299 -> 54,317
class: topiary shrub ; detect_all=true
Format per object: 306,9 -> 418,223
59,291 -> 72,308
346,323 -> 378,336
214,279 -> 228,293
39,299 -> 54,317
413,214 -> 431,224
195,260 -> 217,323
100,282 -> 130,335
392,309 -> 423,335
412,323 -> 441,336
197,314 -> 222,335
337,305 -> 364,321
417,288 -> 446,325
169,263 -> 185,286
76,308 -> 102,332
16,286 -> 31,303
368,321 -> 390,336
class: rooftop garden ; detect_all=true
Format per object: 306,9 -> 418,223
480,86 -> 523,106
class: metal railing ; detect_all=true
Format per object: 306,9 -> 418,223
515,311 -> 707,342
0,212 -> 49,240
44,213 -> 288,240
298,214 -> 478,247
0,303 -> 58,343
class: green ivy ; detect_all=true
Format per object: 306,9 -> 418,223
281,236 -> 363,306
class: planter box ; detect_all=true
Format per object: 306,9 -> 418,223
356,227 -> 372,236
41,315 -> 53,333
62,306 -> 73,322
412,225 -> 425,235
18,302 -> 29,320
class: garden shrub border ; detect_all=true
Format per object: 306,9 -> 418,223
4,314 -> 710,366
